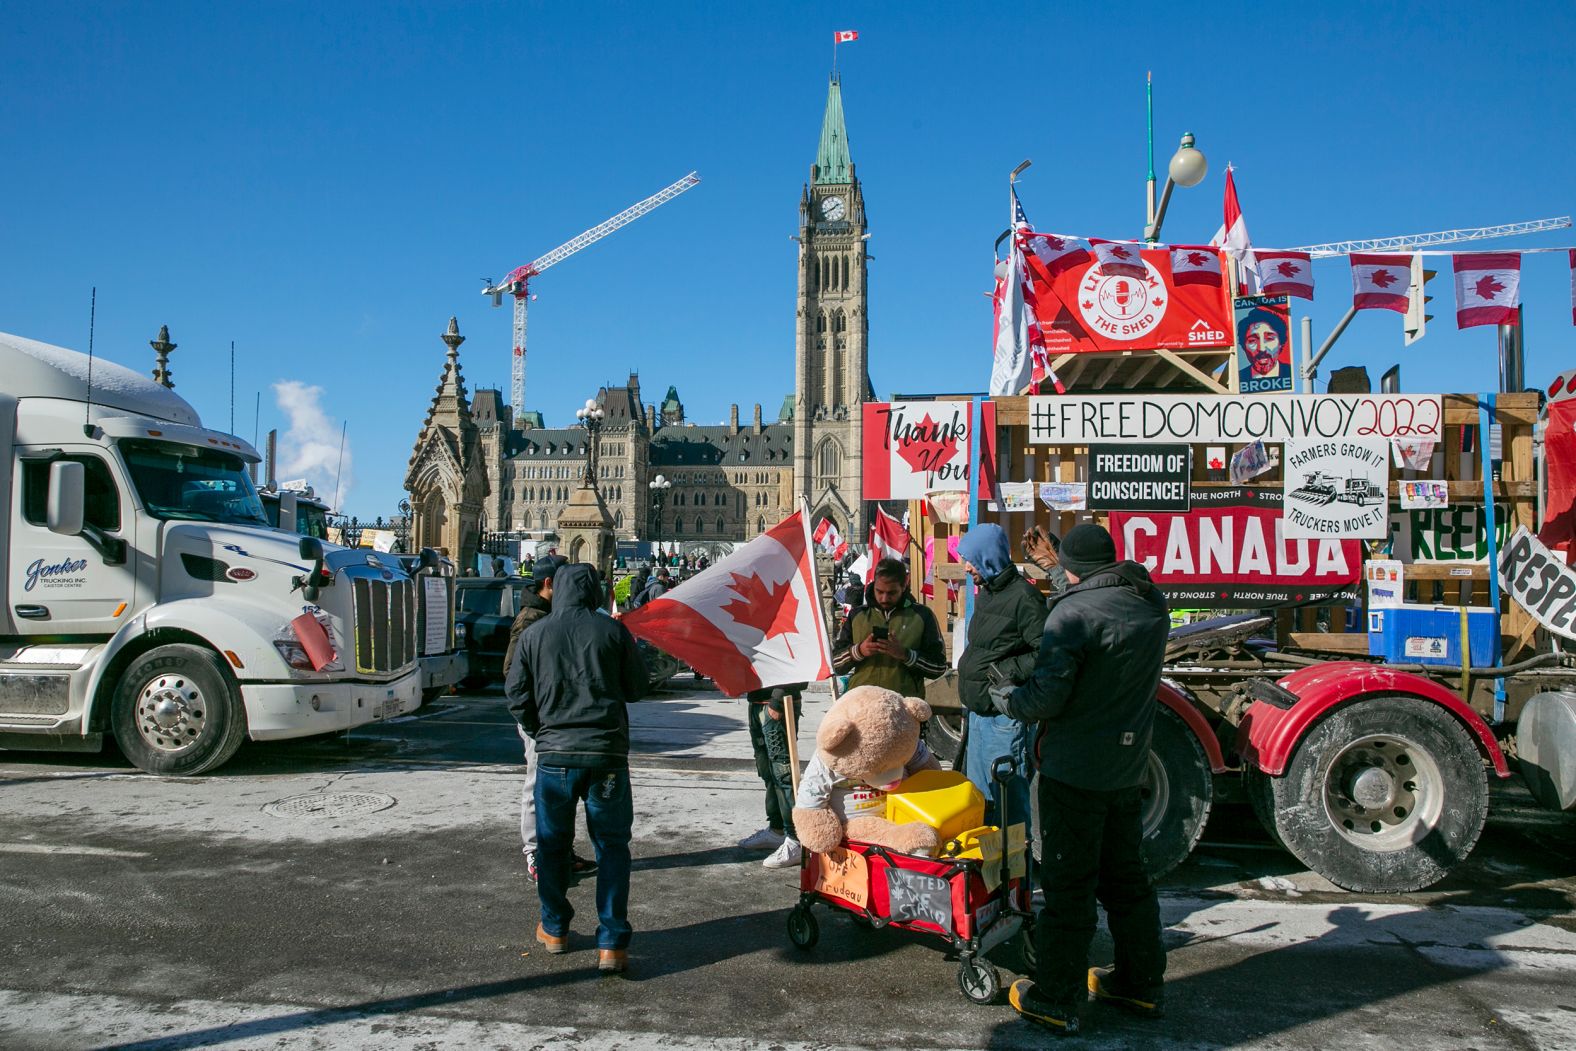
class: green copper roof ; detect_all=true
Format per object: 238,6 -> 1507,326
814,76 -> 852,185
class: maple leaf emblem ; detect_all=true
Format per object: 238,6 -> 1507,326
1370,269 -> 1398,289
1186,252 -> 1209,267
1276,260 -> 1301,277
1474,274 -> 1506,300
1044,236 -> 1066,251
1108,245 -> 1132,259
895,414 -> 959,476
1208,455 -> 1225,469
1152,297 -> 1164,307
1081,300 -> 1095,310
721,571 -> 800,650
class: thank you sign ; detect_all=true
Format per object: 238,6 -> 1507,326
862,401 -> 972,500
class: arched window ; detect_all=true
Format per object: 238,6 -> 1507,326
817,311 -> 826,333
817,438 -> 842,482
675,515 -> 684,535
717,515 -> 725,534
696,519 -> 704,535
757,517 -> 765,534
614,509 -> 624,529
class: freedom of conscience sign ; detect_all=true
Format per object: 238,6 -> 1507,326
1088,444 -> 1190,512
1499,527 -> 1576,641
1028,393 -> 1443,445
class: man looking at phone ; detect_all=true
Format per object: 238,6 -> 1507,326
831,558 -> 946,699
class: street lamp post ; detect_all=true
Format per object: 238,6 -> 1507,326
647,473 -> 672,550
574,398 -> 605,488
396,498 -> 411,552
1144,132 -> 1208,243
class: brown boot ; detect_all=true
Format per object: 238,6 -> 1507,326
597,949 -> 628,973
535,924 -> 568,954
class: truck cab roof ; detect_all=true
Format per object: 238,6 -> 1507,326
0,330 -> 201,427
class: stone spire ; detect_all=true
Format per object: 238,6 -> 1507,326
150,325 -> 176,388
814,75 -> 853,185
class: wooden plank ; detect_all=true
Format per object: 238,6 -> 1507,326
1388,479 -> 1535,501
1154,349 -> 1230,393
1290,632 -> 1371,654
1122,355 -> 1165,389
1402,563 -> 1488,581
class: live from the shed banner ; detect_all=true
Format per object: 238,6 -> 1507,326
862,401 -> 972,500
1499,527 -> 1576,642
1282,439 -> 1390,539
1028,393 -> 1443,445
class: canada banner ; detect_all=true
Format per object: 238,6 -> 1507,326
622,510 -> 832,696
861,400 -> 972,500
1109,487 -> 1362,607
1021,239 -> 1232,354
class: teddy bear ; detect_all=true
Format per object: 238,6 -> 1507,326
792,684 -> 943,857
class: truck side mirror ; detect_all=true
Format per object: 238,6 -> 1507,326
299,536 -> 324,562
47,460 -> 85,537
278,491 -> 299,534
418,547 -> 440,573
294,536 -> 329,602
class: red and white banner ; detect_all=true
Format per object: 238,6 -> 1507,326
1022,232 -> 1091,278
1350,253 -> 1412,313
868,506 -> 910,579
1110,488 -> 1362,608
1022,244 -> 1233,354
861,401 -> 971,500
813,517 -> 848,560
834,29 -> 858,43
1453,252 -> 1521,329
622,510 -> 832,696
1170,246 -> 1223,287
1257,251 -> 1315,300
1090,239 -> 1148,279
1212,167 -> 1260,294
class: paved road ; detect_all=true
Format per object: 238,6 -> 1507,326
2,683 -> 1575,1050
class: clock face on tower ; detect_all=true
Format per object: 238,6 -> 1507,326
819,195 -> 846,221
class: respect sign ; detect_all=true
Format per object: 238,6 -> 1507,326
1028,393 -> 1443,445
1088,444 -> 1190,512
1500,527 -> 1576,641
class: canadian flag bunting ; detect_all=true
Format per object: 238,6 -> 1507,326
622,510 -> 831,696
812,517 -> 848,560
1089,238 -> 1148,279
1453,252 -> 1521,329
867,506 -> 911,581
1350,253 -> 1412,313
1021,232 -> 1091,279
1257,251 -> 1315,300
1169,245 -> 1224,287
834,29 -> 858,43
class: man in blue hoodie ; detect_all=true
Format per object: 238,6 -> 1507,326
506,563 -> 647,974
956,524 -> 1049,830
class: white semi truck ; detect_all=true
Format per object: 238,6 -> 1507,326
0,331 -> 423,775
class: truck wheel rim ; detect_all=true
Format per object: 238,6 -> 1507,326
134,675 -> 209,755
1140,750 -> 1171,839
1321,733 -> 1442,852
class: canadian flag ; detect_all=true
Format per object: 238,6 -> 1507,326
834,29 -> 858,43
1350,253 -> 1412,313
813,517 -> 848,560
1090,238 -> 1148,279
1211,167 -> 1260,294
1021,232 -> 1091,280
1257,251 -> 1315,300
622,510 -> 832,696
867,506 -> 911,581
1453,253 -> 1521,329
1170,245 -> 1224,287
992,187 -> 1037,396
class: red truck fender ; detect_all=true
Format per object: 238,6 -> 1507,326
1237,661 -> 1510,778
1158,680 -> 1228,773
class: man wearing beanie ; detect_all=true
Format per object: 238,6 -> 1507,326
955,524 -> 1047,830
995,522 -> 1170,1035
503,553 -> 596,883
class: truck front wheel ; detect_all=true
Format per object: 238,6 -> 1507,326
1268,696 -> 1487,893
1140,707 -> 1214,878
111,645 -> 248,776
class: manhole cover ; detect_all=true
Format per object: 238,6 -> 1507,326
262,791 -> 396,819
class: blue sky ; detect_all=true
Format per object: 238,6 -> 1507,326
4,2 -> 1574,517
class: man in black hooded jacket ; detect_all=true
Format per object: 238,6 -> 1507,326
995,523 -> 1170,1035
506,563 -> 646,974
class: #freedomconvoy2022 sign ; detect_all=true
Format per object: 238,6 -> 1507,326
1500,527 -> 1576,641
1028,393 -> 1443,445
1110,487 -> 1362,608
861,401 -> 972,501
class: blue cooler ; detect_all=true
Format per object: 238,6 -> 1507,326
1367,605 -> 1498,668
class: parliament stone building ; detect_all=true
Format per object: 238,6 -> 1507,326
406,77 -> 871,569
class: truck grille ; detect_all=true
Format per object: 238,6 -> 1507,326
352,576 -> 416,674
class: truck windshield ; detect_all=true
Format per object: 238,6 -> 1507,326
121,439 -> 269,525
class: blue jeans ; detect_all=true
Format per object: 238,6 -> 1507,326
534,764 -> 633,950
964,710 -> 1030,831
747,701 -> 800,838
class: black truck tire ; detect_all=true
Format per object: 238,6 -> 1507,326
111,644 -> 248,776
1268,696 -> 1488,893
1140,706 -> 1215,878
923,708 -> 965,765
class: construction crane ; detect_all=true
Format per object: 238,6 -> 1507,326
482,171 -> 701,422
1289,216 -> 1570,257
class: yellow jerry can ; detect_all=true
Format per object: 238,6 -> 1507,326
885,769 -> 985,845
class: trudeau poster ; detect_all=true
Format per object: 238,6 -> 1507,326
1021,243 -> 1232,354
861,401 -> 971,500
1110,487 -> 1362,607
1235,294 -> 1293,393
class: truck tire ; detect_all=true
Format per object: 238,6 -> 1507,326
1140,707 -> 1214,878
923,709 -> 964,765
111,645 -> 248,776
1268,696 -> 1487,893
1243,767 -> 1286,850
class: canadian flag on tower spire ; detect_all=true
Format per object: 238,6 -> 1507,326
834,29 -> 858,43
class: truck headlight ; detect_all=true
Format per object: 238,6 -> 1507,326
454,622 -> 467,643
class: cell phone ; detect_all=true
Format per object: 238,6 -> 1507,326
870,626 -> 889,641
985,663 -> 1009,688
